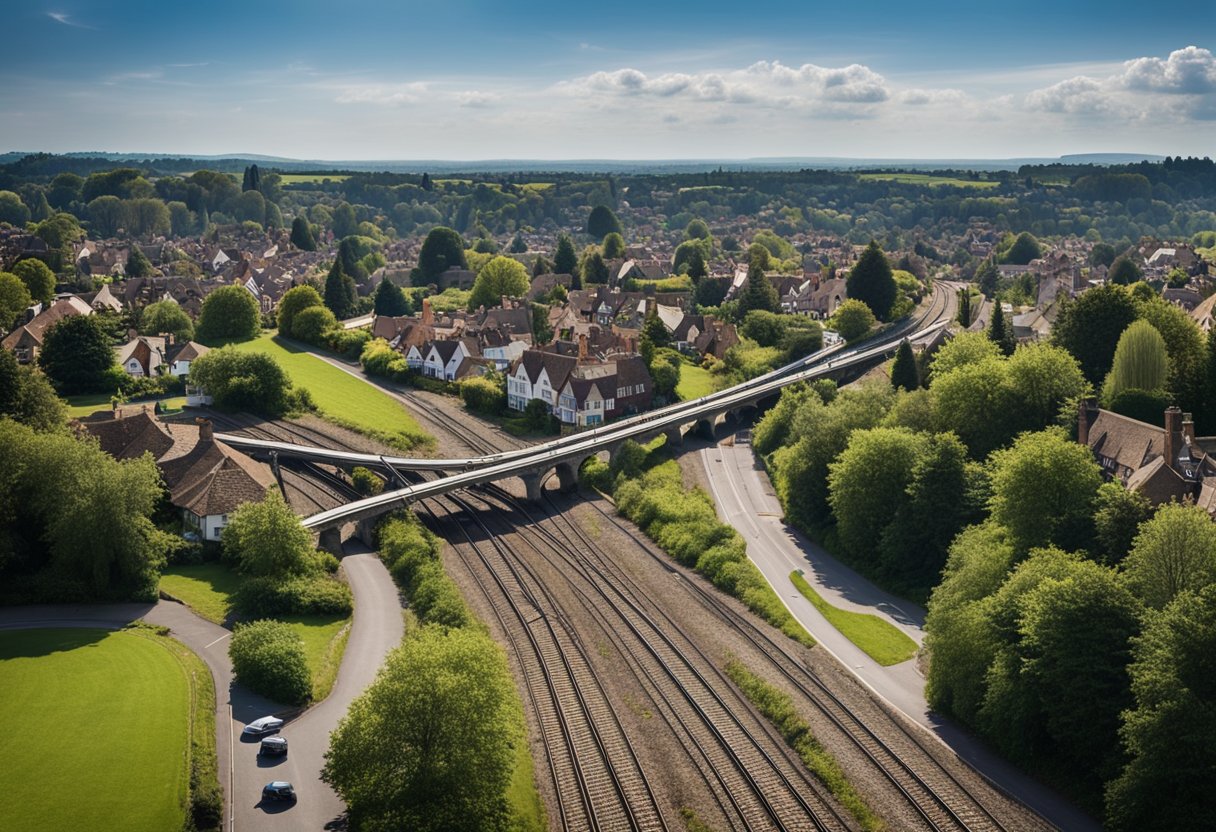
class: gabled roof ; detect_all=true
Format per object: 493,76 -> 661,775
1087,410 -> 1163,471
514,349 -> 577,390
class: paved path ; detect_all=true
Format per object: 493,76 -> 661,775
700,437 -> 1099,832
0,543 -> 403,832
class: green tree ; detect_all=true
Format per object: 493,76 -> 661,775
332,202 -> 358,238
290,216 -> 317,251
196,285 -> 261,344
737,261 -> 779,317
1108,254 -> 1143,285
468,256 -> 530,311
416,227 -> 467,283
890,339 -> 919,391
0,190 -> 31,226
33,213 -> 84,272
293,305 -> 338,343
1101,319 -> 1169,405
831,298 -> 877,342
508,232 -> 526,254
189,348 -> 295,417
324,259 -> 358,319
0,348 -> 64,431
602,232 -> 626,259
975,259 -> 1000,298
1052,284 -> 1140,385
373,278 -> 412,317
139,299 -> 194,341
553,233 -> 578,277
957,288 -> 972,327
1091,482 -> 1154,565
1004,342 -> 1088,431
0,272 -> 33,331
38,314 -> 115,394
1002,231 -> 1042,265
846,241 -> 897,321
11,260 -> 55,306
1123,502 -> 1216,610
579,247 -> 609,284
932,357 -> 1021,458
988,429 -> 1103,553
1090,242 -> 1116,268
586,204 -> 622,239
931,330 -> 1002,378
222,489 -> 317,577
323,626 -> 518,832
1105,584 -> 1216,832
685,218 -> 711,240
987,301 -> 1015,355
1137,296 -> 1207,417
125,245 -> 154,278
276,285 -> 324,336
230,620 -> 312,706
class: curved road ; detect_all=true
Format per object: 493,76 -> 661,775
0,543 -> 403,832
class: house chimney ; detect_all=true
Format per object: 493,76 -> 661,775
196,417 -> 213,443
1164,406 -> 1182,467
1077,398 -> 1095,447
578,333 -> 588,361
421,298 -> 434,327
1183,412 -> 1196,446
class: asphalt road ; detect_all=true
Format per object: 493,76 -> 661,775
0,543 -> 403,832
700,436 -> 1101,832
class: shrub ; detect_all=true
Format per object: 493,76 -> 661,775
323,326 -> 371,360
234,574 -> 353,617
229,619 -> 312,705
292,305 -> 338,343
459,374 -> 506,415
351,466 -> 384,496
832,299 -> 878,342
377,513 -> 470,628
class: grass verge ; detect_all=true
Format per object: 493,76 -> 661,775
160,562 -> 244,624
676,361 -> 719,401
230,332 -> 432,451
790,571 -> 918,666
0,627 -> 200,832
726,658 -> 884,832
280,614 -> 351,702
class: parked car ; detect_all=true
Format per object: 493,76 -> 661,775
262,781 -> 296,803
259,736 -> 288,757
242,716 -> 284,737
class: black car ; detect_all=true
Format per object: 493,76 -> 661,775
259,736 -> 288,757
262,781 -> 296,803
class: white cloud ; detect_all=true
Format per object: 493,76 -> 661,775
898,87 -> 966,106
456,90 -> 496,108
1120,46 -> 1216,94
333,82 -> 428,106
1025,76 -> 1110,114
47,11 -> 91,28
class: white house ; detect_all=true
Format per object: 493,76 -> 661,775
422,339 -> 475,381
169,341 -> 209,377
507,350 -> 577,413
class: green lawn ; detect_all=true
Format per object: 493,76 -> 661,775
677,362 -> 719,401
506,726 -> 546,831
858,172 -> 999,189
65,393 -> 186,418
160,562 -> 245,624
0,629 -> 191,832
230,333 -> 432,451
279,614 -> 350,702
790,571 -> 918,666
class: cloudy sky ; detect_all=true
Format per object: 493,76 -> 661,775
3,1 -> 1214,160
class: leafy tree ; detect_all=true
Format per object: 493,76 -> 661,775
38,314 -> 115,394
586,204 -> 622,239
602,232 -> 625,259
276,285 -> 324,335
0,348 -> 64,431
1105,584 -> 1216,831
641,311 -> 671,350
1124,502 -> 1216,610
230,620 -> 312,705
553,233 -> 578,277
189,347 -> 296,417
293,305 -> 338,343
323,626 -> 518,832
685,218 -> 711,240
33,213 -> 84,272
1136,296 -> 1207,417
1102,319 -> 1169,405
957,288 -> 973,327
737,261 -> 779,317
125,245 -> 154,278
223,489 -> 317,577
931,330 -> 1002,378
1004,342 -> 1088,430
468,256 -> 530,311
1090,242 -> 1117,268
579,247 -> 609,284
332,202 -> 358,238
747,242 -> 772,271
324,259 -> 358,319
975,258 -> 1000,298
1109,254 -> 1143,285
290,216 -> 317,251
196,285 -> 261,344
0,190 -> 31,226
1002,231 -> 1042,265
0,272 -> 33,331
139,299 -> 194,341
1092,482 -> 1154,566
1052,284 -> 1140,385
373,278 -> 412,317
831,298 -> 877,342
508,232 -> 526,254
986,301 -> 1015,355
890,339 -> 919,391
739,310 -> 788,347
846,241 -> 897,321
416,227 -> 467,283
650,353 -> 681,399
988,429 -> 1103,553
11,259 -> 55,306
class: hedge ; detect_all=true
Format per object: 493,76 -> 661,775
378,513 -> 471,629
229,619 -> 313,705
234,574 -> 353,618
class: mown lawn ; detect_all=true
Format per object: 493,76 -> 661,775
790,571 -> 918,666
858,172 -> 999,189
230,332 -> 432,451
279,614 -> 350,702
0,628 -> 191,832
160,562 -> 244,624
65,394 -> 187,419
677,362 -> 719,401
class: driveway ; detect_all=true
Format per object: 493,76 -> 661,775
0,542 -> 403,832
700,437 -> 1100,832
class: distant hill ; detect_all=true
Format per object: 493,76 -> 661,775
0,151 -> 1168,175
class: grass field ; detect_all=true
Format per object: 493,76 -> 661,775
279,173 -> 350,184
0,628 -> 191,832
280,614 -> 350,702
858,172 -> 999,189
65,394 -> 186,418
230,333 -> 432,451
677,362 -> 719,401
790,571 -> 918,666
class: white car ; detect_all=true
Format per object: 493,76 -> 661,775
242,716 -> 284,737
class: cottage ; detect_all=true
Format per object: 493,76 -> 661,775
1,296 -> 93,363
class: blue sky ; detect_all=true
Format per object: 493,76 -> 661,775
3,1 -> 1214,159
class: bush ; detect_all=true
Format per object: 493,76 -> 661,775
234,575 -> 353,617
292,305 -> 338,343
832,299 -> 878,342
377,514 -> 470,629
351,466 -> 384,496
229,619 -> 313,705
459,374 -> 506,415
323,326 -> 371,360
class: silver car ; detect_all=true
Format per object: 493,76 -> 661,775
242,716 -> 284,737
